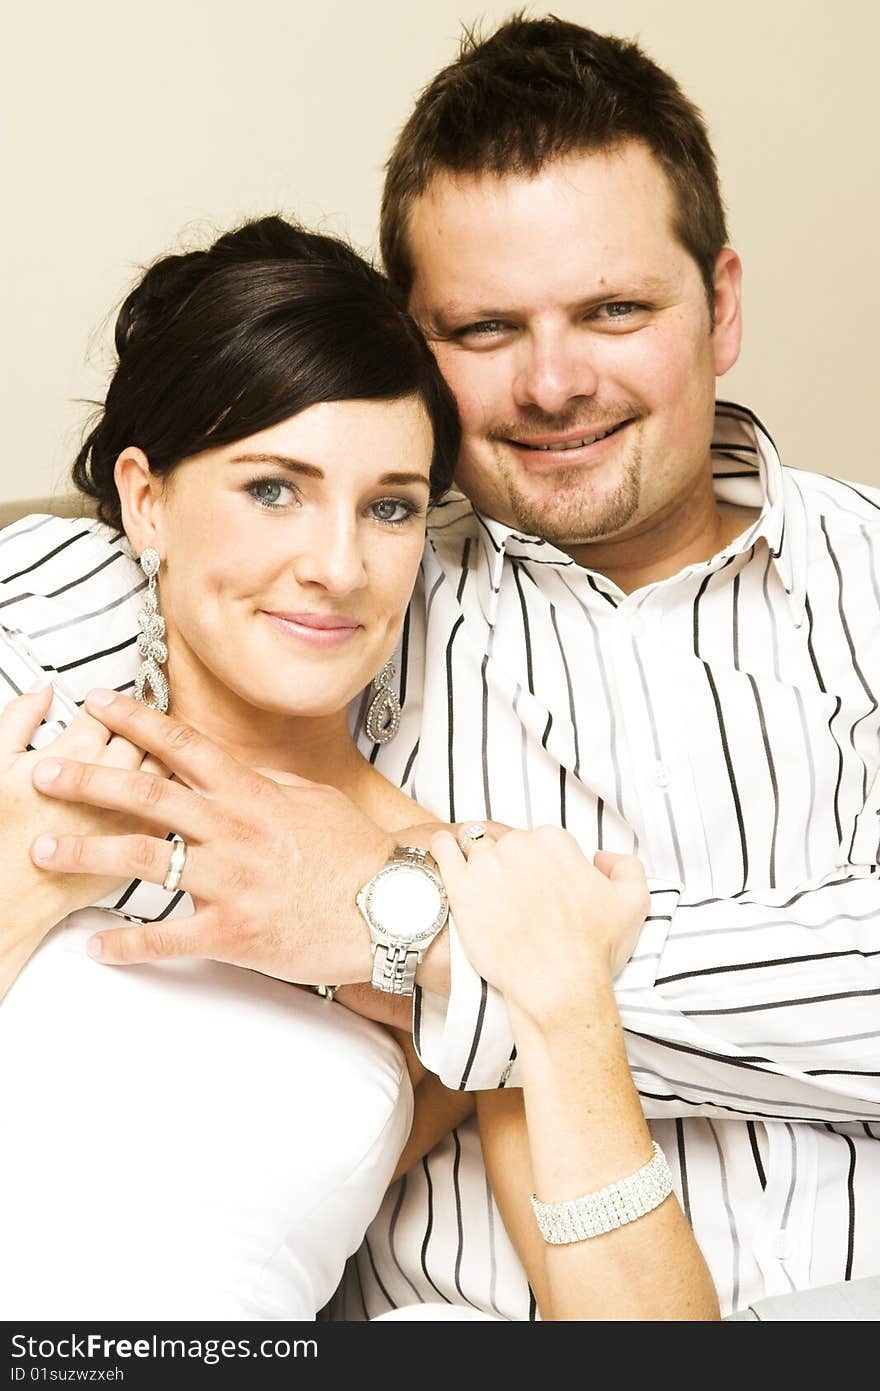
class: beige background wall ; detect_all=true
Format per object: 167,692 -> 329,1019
2,0 -> 878,504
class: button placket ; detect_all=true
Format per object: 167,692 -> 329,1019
607,599 -> 675,870
637,585 -> 719,895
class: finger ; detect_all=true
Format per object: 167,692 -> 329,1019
30,830 -> 204,898
455,821 -> 496,858
451,818 -> 513,842
86,916 -> 207,966
30,758 -> 211,838
430,828 -> 471,894
52,707 -> 114,759
141,755 -> 171,779
253,765 -> 315,788
0,684 -> 53,754
430,831 -> 497,957
83,690 -> 260,795
101,734 -> 149,770
594,850 -> 647,885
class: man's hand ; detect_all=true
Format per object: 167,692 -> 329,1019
29,690 -> 398,984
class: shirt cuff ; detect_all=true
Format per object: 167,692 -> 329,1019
413,911 -> 516,1090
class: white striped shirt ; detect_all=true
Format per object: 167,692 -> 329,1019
332,400 -> 880,1319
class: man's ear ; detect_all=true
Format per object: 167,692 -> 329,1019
114,449 -> 165,559
711,247 -> 743,377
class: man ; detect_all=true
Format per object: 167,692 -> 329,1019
27,17 -> 880,1317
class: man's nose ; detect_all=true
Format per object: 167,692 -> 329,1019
291,513 -> 368,594
513,324 -> 599,414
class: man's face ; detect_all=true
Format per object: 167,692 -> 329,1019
406,143 -> 741,546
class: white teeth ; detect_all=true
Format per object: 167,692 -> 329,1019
523,425 -> 620,451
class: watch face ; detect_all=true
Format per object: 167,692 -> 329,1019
366,864 -> 447,943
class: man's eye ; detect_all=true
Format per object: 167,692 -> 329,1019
246,478 -> 298,510
454,319 -> 510,341
370,498 -> 419,525
595,302 -> 644,321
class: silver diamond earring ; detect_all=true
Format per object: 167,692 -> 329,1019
133,547 -> 169,713
364,661 -> 401,744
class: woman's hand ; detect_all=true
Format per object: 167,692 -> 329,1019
430,825 -> 649,1024
0,685 -> 167,998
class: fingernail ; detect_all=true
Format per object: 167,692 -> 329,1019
32,835 -> 57,863
27,676 -> 51,693
87,936 -> 103,959
87,688 -> 116,708
33,759 -> 62,786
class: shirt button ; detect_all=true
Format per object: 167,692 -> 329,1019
772,1230 -> 795,1260
655,762 -> 670,788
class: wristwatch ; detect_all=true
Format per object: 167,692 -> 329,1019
357,845 -> 449,994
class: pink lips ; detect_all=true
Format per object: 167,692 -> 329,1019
263,610 -> 362,649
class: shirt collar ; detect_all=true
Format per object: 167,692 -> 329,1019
711,400 -> 807,626
471,400 -> 807,624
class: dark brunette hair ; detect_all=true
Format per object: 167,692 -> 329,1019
381,14 -> 728,316
73,216 -> 460,530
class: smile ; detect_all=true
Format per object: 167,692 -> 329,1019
511,420 -> 630,451
504,418 -> 634,470
262,611 -> 363,649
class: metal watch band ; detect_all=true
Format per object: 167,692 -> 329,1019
530,1141 -> 673,1244
394,844 -> 433,867
371,942 -> 422,994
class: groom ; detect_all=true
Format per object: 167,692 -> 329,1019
30,16 -> 880,1317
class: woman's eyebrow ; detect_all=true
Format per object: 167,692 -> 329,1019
227,453 -> 429,488
378,471 -> 431,487
228,452 -> 323,479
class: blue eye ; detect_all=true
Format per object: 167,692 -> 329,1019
247,478 -> 297,510
370,498 -> 420,525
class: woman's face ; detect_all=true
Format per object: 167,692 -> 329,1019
129,396 -> 433,724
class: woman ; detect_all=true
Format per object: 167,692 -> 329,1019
0,216 -> 458,1320
0,216 -> 717,1320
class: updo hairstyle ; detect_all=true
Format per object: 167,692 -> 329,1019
73,216 -> 460,531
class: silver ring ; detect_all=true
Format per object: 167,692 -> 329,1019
162,837 -> 188,893
458,822 -> 488,854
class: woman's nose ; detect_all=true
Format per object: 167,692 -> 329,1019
291,514 -> 368,595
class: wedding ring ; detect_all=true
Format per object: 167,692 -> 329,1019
162,837 -> 188,893
458,823 -> 488,855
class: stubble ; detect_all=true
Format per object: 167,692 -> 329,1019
500,438 -> 642,545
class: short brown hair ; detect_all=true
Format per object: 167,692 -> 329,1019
381,14 -> 728,316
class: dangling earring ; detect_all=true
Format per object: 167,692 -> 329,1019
364,660 -> 401,744
133,547 -> 169,713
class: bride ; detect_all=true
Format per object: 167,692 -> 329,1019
0,216 -> 718,1321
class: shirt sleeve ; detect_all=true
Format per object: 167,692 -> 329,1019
412,882 -> 678,1091
414,868 -> 880,1125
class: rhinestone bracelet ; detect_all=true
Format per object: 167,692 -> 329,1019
531,1141 -> 673,1244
